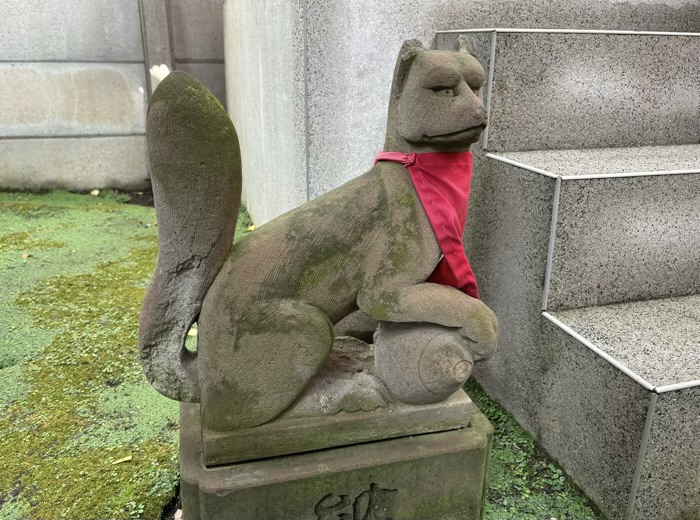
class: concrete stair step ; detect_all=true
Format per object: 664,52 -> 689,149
485,144 -> 700,310
544,295 -> 700,392
466,147 -> 700,519
438,26 -> 700,519
542,296 -> 700,518
539,302 -> 700,520
435,29 -> 700,152
496,143 -> 700,178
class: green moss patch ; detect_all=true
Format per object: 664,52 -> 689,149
465,379 -> 604,519
0,191 -> 255,519
0,192 -> 177,519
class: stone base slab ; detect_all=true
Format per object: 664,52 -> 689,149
203,389 -> 473,466
181,402 -> 493,520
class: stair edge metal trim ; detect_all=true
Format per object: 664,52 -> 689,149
436,28 -> 700,37
485,153 -> 558,178
542,311 -> 655,391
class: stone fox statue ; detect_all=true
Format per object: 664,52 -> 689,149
139,37 -> 498,434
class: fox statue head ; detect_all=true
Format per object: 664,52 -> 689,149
385,36 -> 488,153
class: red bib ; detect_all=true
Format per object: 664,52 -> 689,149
374,151 -> 478,299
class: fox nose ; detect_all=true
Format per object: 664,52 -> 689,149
477,106 -> 488,125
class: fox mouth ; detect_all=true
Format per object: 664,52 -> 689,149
423,123 -> 487,140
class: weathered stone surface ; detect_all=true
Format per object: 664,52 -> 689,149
334,310 -> 379,343
139,71 -> 241,403
181,401 -> 492,520
140,56 -> 497,517
0,0 -> 144,62
180,41 -> 496,441
176,63 -> 226,107
374,322 -> 476,405
0,63 -> 147,138
0,136 -> 149,191
284,337 -> 392,419
203,390 -> 473,466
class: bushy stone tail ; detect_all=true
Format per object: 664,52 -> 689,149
139,71 -> 242,402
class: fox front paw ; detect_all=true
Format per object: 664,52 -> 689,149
458,300 -> 498,361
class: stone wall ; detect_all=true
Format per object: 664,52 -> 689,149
224,0 -> 700,224
147,0 -> 227,107
0,0 -> 149,191
0,0 -> 226,192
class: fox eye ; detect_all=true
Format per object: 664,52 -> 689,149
431,86 -> 455,97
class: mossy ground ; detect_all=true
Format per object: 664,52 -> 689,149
0,191 -> 251,520
0,191 -> 602,519
464,379 -> 605,519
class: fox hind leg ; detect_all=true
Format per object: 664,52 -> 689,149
199,299 -> 334,432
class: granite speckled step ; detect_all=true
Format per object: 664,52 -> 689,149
435,28 -> 700,152
469,145 -> 700,519
438,27 -> 700,520
490,144 -> 700,311
541,295 -> 700,520
545,295 -> 700,393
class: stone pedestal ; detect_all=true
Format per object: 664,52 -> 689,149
181,402 -> 493,520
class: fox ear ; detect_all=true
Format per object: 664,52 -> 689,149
392,39 -> 425,97
400,39 -> 425,62
457,35 -> 478,57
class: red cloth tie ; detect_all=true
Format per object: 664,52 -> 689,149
374,151 -> 478,299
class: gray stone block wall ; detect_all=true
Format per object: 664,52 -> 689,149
0,0 -> 227,192
0,0 -> 150,191
0,63 -> 147,138
0,0 -> 144,62
0,137 -> 149,191
224,0 -> 700,224
169,0 -> 226,107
